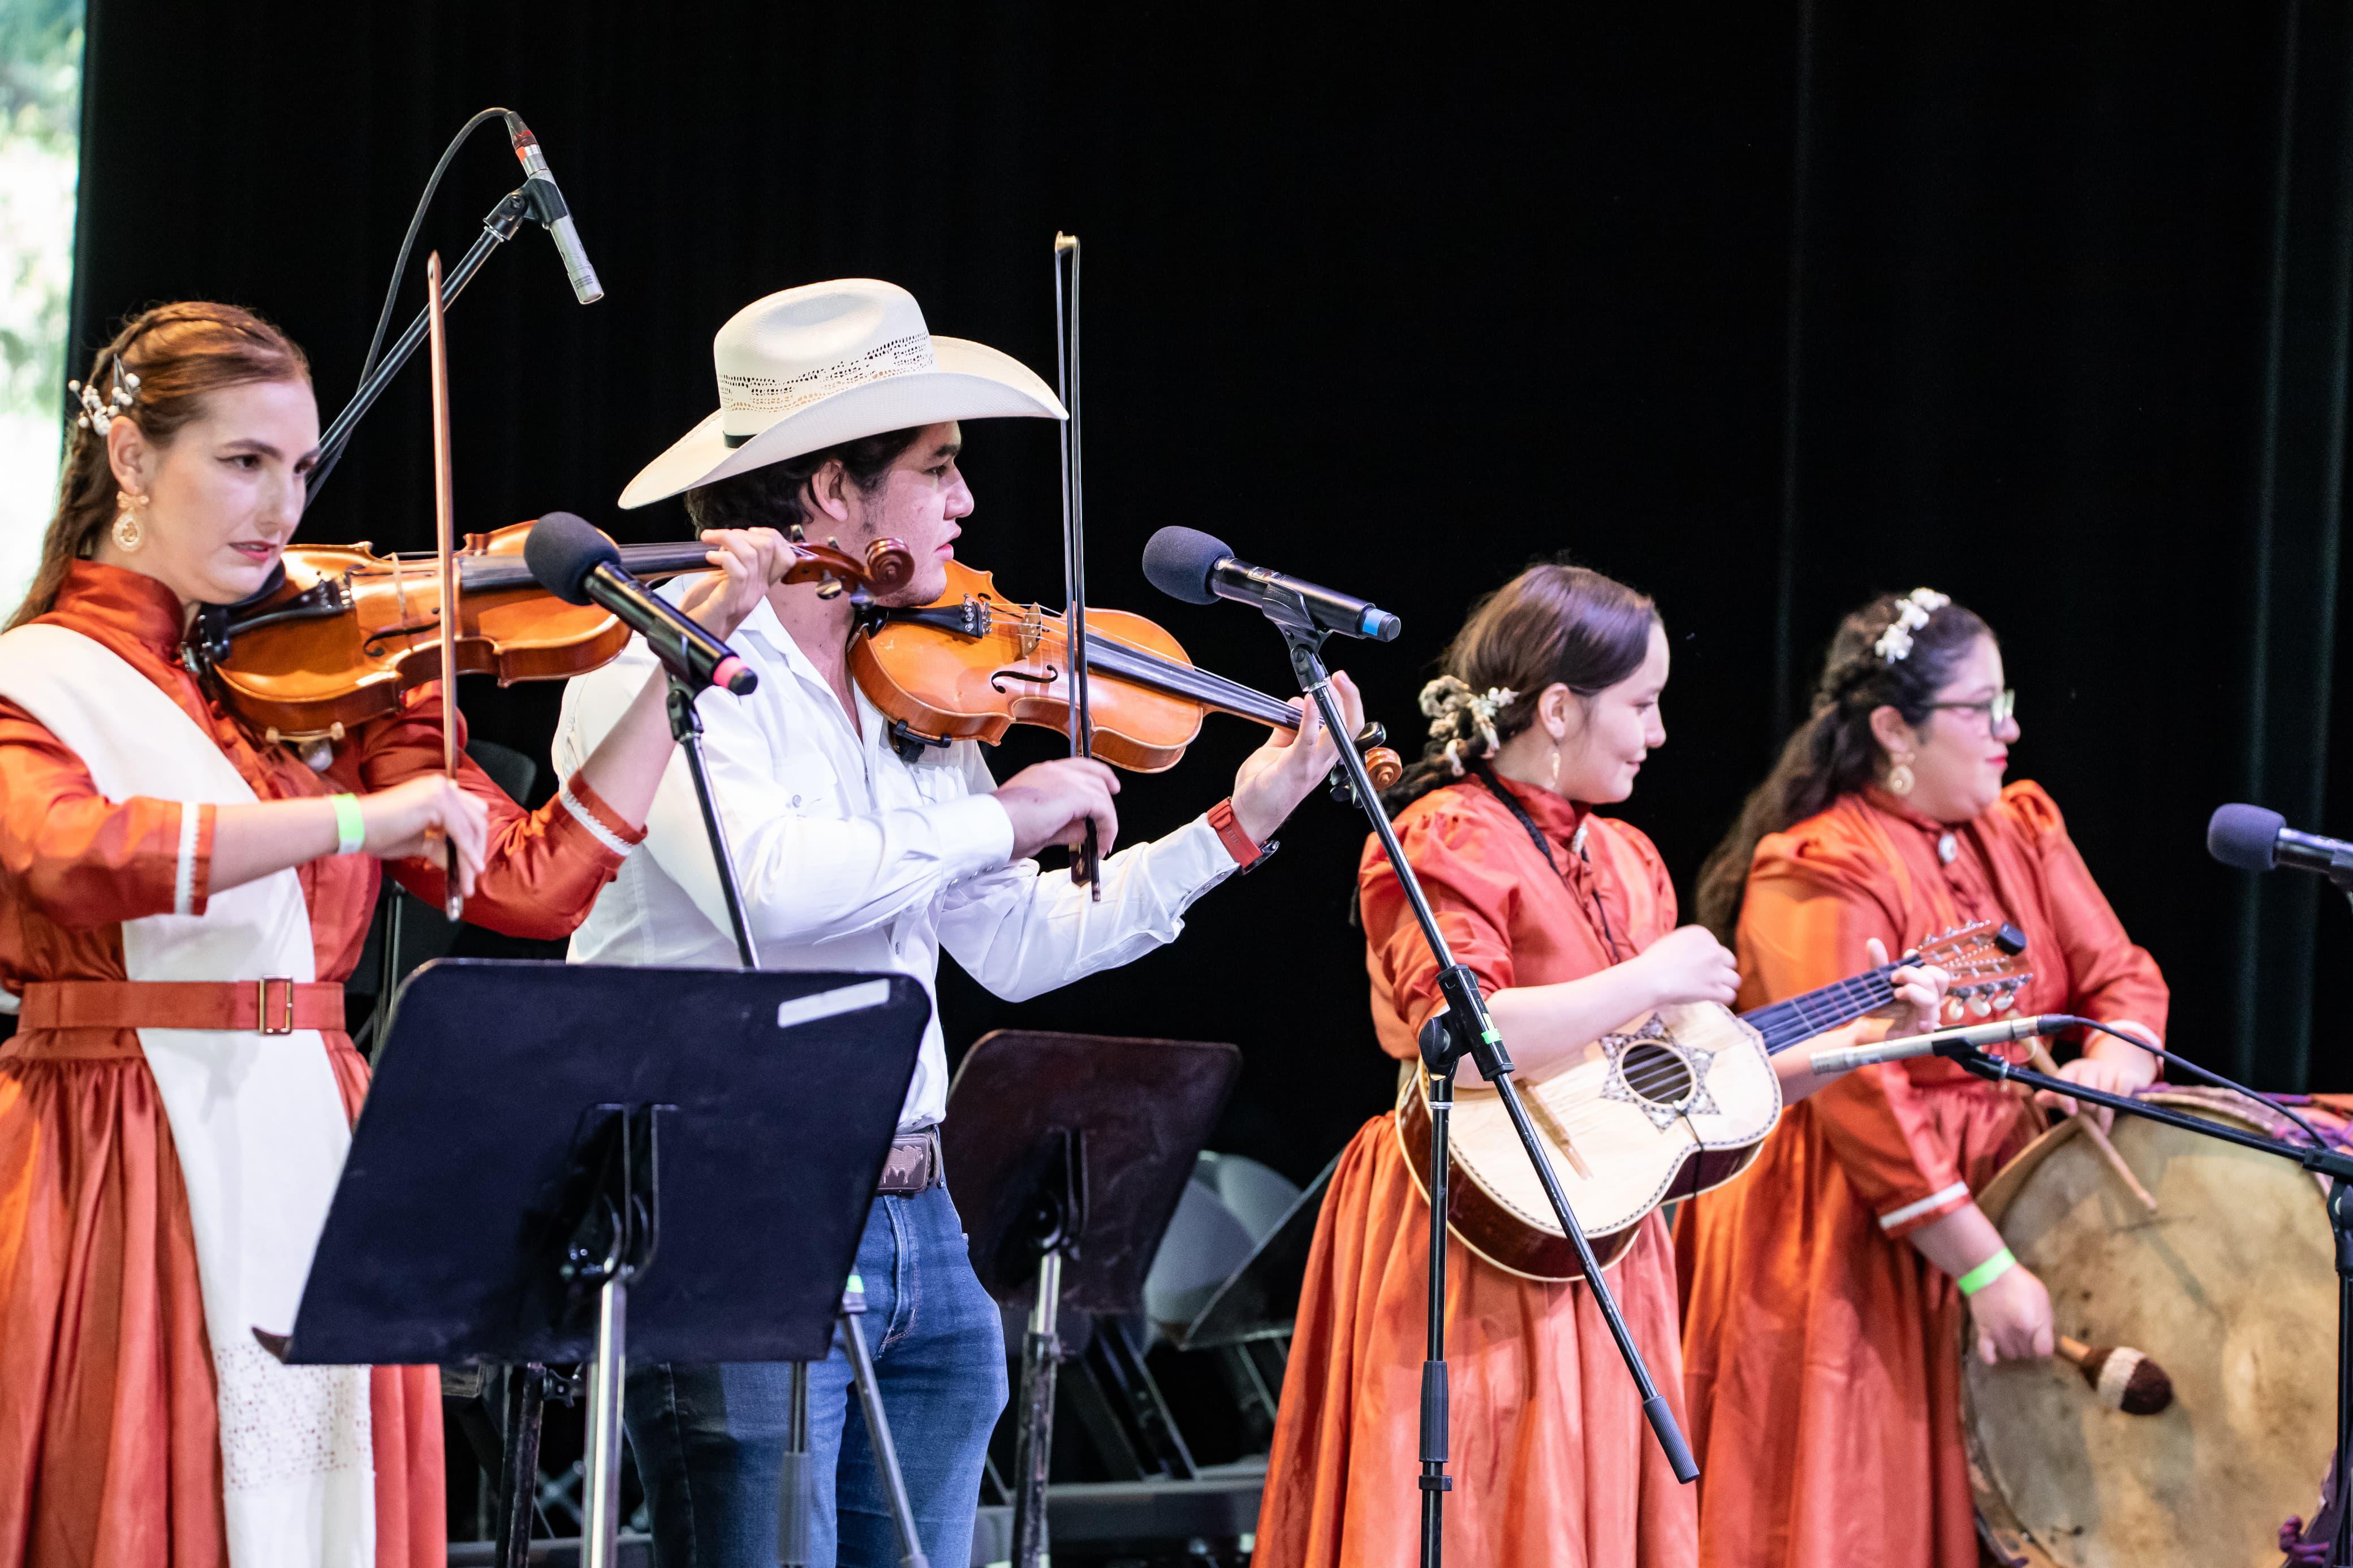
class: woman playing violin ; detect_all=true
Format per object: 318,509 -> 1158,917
1675,589 -> 2169,1568
1256,563 -> 1948,1568
0,303 -> 790,1568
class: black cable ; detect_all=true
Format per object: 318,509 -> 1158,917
2059,1016 -> 2329,1150
356,107 -> 514,388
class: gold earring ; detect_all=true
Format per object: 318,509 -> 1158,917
111,492 -> 145,553
1886,749 -> 1915,797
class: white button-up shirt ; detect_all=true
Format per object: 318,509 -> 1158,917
553,590 -> 1242,1130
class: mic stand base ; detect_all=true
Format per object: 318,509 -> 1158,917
1272,624 -> 1696,1568
1937,1045 -> 2353,1566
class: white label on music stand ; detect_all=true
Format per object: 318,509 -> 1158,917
776,979 -> 893,1031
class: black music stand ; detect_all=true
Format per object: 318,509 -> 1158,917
942,1030 -> 1241,1568
274,959 -> 928,1568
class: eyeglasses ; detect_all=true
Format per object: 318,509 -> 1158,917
1928,689 -> 2016,729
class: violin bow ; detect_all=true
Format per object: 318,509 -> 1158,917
424,252 -> 465,921
1053,231 -> 1100,899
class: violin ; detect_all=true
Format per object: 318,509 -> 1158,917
187,521 -> 914,747
850,559 -> 1403,788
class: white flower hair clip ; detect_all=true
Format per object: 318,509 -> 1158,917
1419,676 -> 1520,775
1873,588 -> 1951,664
68,361 -> 139,435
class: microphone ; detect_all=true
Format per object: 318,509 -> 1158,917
503,114 -> 604,305
1142,525 -> 1402,642
524,511 -> 755,696
2208,802 -> 2353,879
1807,1014 -> 2072,1077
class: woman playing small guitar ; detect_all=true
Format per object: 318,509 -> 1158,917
1255,563 -> 1949,1568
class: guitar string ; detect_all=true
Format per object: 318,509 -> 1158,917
1596,958 -> 2016,1105
1537,950 -> 2023,1121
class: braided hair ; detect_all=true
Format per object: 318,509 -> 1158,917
15,303 -> 309,629
1693,589 -> 1993,940
1382,561 -> 1661,813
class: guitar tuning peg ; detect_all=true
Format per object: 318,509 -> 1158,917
1970,995 -> 1994,1018
1946,998 -> 1965,1021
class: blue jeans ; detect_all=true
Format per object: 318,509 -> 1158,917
623,1185 -> 1009,1568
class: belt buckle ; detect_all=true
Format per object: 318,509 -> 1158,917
257,977 -> 296,1035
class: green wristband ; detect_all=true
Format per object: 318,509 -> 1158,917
330,793 -> 366,856
1956,1246 -> 2016,1297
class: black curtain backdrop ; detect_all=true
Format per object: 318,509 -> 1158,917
67,2 -> 2351,1183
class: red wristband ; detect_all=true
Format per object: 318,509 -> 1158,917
1208,797 -> 1275,871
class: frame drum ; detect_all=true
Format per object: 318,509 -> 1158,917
1963,1088 -> 2340,1567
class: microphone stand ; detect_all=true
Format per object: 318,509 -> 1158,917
306,183 -> 564,508
1266,613 -> 1697,1568
1934,1044 -> 2353,1565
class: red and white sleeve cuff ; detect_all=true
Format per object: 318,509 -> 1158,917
557,774 -> 647,859
1876,1181 -> 1972,1236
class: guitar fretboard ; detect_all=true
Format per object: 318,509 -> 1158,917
1742,968 -> 1900,1053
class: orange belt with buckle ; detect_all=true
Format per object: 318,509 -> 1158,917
20,978 -> 346,1035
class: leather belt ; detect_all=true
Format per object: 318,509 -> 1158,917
20,978 -> 346,1035
877,1125 -> 943,1195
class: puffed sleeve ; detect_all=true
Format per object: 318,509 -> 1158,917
0,700 -> 213,926
1360,802 -> 1522,1060
2000,782 -> 2169,1047
354,681 -> 643,939
1740,822 -> 1972,1238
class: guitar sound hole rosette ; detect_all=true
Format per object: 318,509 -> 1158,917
1600,1017 -> 1722,1130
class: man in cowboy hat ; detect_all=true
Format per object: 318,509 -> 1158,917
555,279 -> 1363,1568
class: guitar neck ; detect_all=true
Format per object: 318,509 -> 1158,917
1740,967 -> 1899,1053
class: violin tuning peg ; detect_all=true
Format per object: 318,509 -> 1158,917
817,579 -> 844,600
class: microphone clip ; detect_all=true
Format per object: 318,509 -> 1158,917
519,177 -> 573,230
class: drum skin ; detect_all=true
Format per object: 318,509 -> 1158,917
1963,1088 -> 2339,1568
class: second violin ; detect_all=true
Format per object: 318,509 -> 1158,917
850,559 -> 1402,788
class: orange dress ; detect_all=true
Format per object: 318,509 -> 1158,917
0,561 -> 644,1568
1257,773 -> 1698,1568
1673,783 -> 2168,1568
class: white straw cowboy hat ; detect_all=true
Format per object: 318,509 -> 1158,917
620,278 -> 1067,509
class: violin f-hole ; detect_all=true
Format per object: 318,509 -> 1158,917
990,665 -> 1061,694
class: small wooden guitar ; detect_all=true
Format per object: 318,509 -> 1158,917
1394,920 -> 2033,1281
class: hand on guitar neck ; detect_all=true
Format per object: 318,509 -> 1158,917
1771,936 -> 1952,1105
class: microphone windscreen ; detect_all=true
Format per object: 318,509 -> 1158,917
1141,526 -> 1231,606
524,511 -> 622,606
2208,802 -> 2286,871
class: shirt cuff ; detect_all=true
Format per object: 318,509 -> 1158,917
1876,1180 -> 1973,1238
556,773 -> 649,862
178,801 -> 214,918
943,792 -> 1019,878
1160,814 -> 1246,900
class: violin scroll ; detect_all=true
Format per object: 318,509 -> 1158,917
782,536 -> 915,599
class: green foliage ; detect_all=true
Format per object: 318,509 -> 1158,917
0,0 -> 83,150
0,0 -> 80,496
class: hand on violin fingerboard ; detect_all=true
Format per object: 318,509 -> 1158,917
676,528 -> 797,640
1230,671 -> 1367,842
